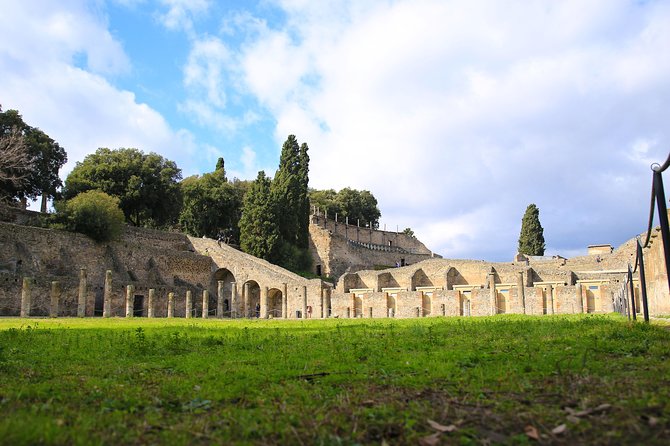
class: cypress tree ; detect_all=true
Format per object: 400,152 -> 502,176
296,142 -> 310,249
239,171 -> 280,261
271,135 -> 301,246
518,203 -> 545,256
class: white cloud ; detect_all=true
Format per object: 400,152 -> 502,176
226,0 -> 670,260
0,0 -> 199,188
156,0 -> 210,35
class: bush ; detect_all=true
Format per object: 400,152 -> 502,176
55,190 -> 125,242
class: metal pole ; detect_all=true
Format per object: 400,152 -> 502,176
652,170 -> 670,292
637,239 -> 650,323
628,265 -> 637,321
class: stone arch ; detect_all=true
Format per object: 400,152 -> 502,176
377,272 -> 400,290
243,280 -> 261,318
411,268 -> 433,290
342,273 -> 367,292
268,288 -> 283,318
212,268 -> 236,317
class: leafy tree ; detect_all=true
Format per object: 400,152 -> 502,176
239,171 -> 280,261
0,108 -> 67,209
309,188 -> 381,228
63,148 -> 182,227
55,190 -> 125,242
0,127 -> 34,202
518,203 -> 545,256
178,159 -> 243,241
402,227 -> 416,238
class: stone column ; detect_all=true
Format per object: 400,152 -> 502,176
260,286 -> 268,319
231,282 -> 238,318
547,284 -> 555,315
50,281 -> 60,318
202,290 -> 209,318
125,285 -> 135,317
320,287 -> 326,318
282,283 -> 288,318
576,283 -> 584,313
167,292 -> 174,318
217,281 -> 224,319
77,268 -> 87,317
185,290 -> 192,319
20,277 -> 31,318
147,288 -> 155,318
103,270 -> 112,318
517,272 -> 526,314
302,285 -> 308,319
488,272 -> 496,315
243,282 -> 250,318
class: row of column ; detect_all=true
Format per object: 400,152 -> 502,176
18,269 -> 320,319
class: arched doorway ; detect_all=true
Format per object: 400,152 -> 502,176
386,294 -> 397,318
268,288 -> 283,318
212,268 -> 236,317
243,280 -> 261,318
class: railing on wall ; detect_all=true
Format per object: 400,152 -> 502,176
615,153 -> 670,322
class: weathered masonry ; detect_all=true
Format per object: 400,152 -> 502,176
1,204 -> 667,319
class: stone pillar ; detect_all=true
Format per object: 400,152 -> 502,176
243,282 -> 250,318
147,288 -> 155,318
20,277 -> 31,318
231,282 -> 237,318
302,286 -> 308,319
320,287 -> 326,318
547,284 -> 555,315
167,292 -> 174,318
488,272 -> 496,315
517,272 -> 526,314
261,286 -> 268,319
77,268 -> 87,317
282,283 -> 288,318
576,283 -> 584,313
202,290 -> 209,318
103,270 -> 112,318
50,281 -> 60,318
125,285 -> 135,317
185,290 -> 192,318
217,280 -> 224,319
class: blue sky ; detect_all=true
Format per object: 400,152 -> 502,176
1,0 -> 669,261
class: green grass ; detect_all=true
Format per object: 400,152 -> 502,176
0,315 -> 668,445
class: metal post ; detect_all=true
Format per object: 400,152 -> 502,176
652,170 -> 670,292
628,265 -> 637,321
637,239 -> 650,323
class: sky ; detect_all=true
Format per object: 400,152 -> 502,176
1,0 -> 669,262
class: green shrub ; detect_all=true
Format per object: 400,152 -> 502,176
55,190 -> 125,242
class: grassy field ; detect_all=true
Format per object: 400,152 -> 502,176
0,314 -> 668,445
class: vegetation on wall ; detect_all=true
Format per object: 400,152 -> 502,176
54,190 -> 125,242
518,203 -> 546,256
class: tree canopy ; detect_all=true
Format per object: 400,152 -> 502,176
178,159 -> 245,242
239,171 -> 280,261
63,148 -> 182,227
55,190 -> 125,242
0,108 -> 67,209
518,203 -> 545,256
309,187 -> 381,228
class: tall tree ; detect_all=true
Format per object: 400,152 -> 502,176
0,108 -> 67,209
335,188 -> 381,228
0,127 -> 34,201
271,135 -> 302,246
239,171 -> 280,261
518,203 -> 545,256
296,142 -> 310,249
178,158 -> 243,241
63,148 -> 182,227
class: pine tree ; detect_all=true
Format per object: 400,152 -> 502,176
518,203 -> 545,256
239,171 -> 280,261
296,142 -> 310,249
